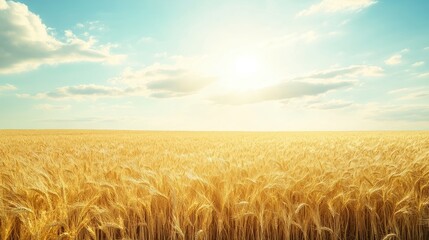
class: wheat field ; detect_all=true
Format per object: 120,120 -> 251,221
0,130 -> 428,239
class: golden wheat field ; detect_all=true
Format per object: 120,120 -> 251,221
0,130 -> 429,240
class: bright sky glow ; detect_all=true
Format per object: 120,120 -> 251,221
0,0 -> 428,130
234,55 -> 261,77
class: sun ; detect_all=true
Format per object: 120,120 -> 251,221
233,55 -> 260,77
216,53 -> 268,90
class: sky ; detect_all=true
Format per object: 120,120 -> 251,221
0,0 -> 428,131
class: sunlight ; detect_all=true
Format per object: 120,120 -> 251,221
216,53 -> 269,91
233,55 -> 260,77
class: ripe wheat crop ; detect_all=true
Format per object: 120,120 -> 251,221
0,130 -> 428,239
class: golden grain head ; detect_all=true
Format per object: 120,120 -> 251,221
0,130 -> 428,239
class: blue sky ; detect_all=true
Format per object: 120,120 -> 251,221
0,0 -> 428,130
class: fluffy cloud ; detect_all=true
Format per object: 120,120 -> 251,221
112,64 -> 214,98
0,0 -> 123,74
18,59 -> 215,100
385,54 -> 402,65
298,0 -> 377,16
19,62 -> 382,103
0,84 -> 16,91
211,64 -> 382,105
0,0 -> 6,9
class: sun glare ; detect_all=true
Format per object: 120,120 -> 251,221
217,53 -> 269,91
233,55 -> 260,77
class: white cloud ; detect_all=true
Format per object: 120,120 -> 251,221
34,104 -> 71,111
211,81 -> 354,105
0,0 -> 7,9
412,61 -> 425,67
19,54 -> 216,100
34,117 -> 105,123
265,30 -> 332,48
301,65 -> 384,79
385,54 -> 402,65
211,64 -> 382,105
306,99 -> 355,110
0,0 -> 123,74
112,63 -> 215,98
19,61 -> 215,100
283,31 -> 318,43
92,102 -> 135,110
389,87 -> 429,100
19,84 -> 144,100
139,36 -> 154,44
0,84 -> 16,91
370,105 -> 429,122
154,52 -> 168,58
75,21 -> 105,31
400,48 -> 410,54
298,0 -> 377,16
384,49 -> 411,66
34,116 -> 146,125
418,72 -> 429,78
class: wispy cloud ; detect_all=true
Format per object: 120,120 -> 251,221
212,81 -> 354,105
34,117 -> 104,123
0,84 -> 16,91
298,0 -> 377,16
138,36 -> 155,44
412,61 -> 425,67
211,81 -> 354,105
418,72 -> 429,78
305,99 -> 355,110
0,0 -> 124,74
211,64 -> 382,105
19,61 -> 215,100
75,21 -> 106,32
263,30 -> 344,50
266,31 -> 320,47
389,87 -> 429,100
34,116 -> 145,124
19,84 -> 144,100
34,104 -> 71,111
301,65 -> 384,79
370,105 -> 429,122
384,49 -> 410,66
92,103 -> 135,110
26,65 -> 377,103
385,54 -> 402,65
